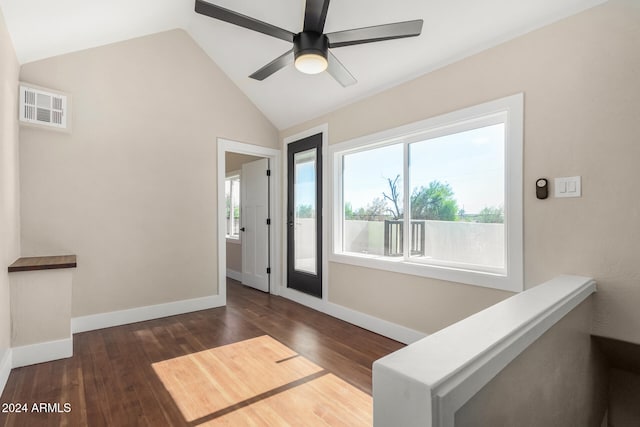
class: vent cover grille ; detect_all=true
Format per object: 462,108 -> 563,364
19,85 -> 68,129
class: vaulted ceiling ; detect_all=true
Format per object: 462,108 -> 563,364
0,0 -> 606,129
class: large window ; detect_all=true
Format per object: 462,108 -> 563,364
331,94 -> 523,292
225,173 -> 240,240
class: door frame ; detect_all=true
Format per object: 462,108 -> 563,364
281,124 -> 329,302
217,138 -> 281,302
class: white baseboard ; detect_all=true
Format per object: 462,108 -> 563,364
279,287 -> 426,345
280,287 -> 326,312
12,338 -> 73,369
226,269 -> 242,282
325,302 -> 427,345
71,294 -> 225,333
0,348 -> 12,395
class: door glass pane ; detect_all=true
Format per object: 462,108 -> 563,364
294,148 -> 317,274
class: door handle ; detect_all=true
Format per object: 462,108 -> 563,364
240,227 -> 246,232
288,221 -> 294,227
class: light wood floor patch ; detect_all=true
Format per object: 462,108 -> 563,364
154,335 -> 372,426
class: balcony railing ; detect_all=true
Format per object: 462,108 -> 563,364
383,220 -> 426,257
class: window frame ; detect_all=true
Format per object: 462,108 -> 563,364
329,94 -> 523,292
225,171 -> 241,243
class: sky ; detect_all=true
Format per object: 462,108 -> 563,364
293,123 -> 505,215
295,150 -> 317,213
343,123 -> 505,215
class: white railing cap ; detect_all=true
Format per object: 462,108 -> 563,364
373,275 -> 596,427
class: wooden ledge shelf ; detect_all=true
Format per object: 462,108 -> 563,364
8,255 -> 77,273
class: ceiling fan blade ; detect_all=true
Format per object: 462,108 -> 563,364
195,0 -> 295,43
327,51 -> 356,87
249,50 -> 294,81
326,19 -> 423,48
303,0 -> 330,33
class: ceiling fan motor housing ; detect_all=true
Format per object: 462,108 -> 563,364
294,32 -> 329,61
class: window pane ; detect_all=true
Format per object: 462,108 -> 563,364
332,95 -> 523,291
225,176 -> 240,239
225,179 -> 232,237
408,123 -> 505,271
343,144 -> 403,257
294,149 -> 317,274
231,177 -> 240,237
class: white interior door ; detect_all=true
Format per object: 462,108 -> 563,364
241,158 -> 270,292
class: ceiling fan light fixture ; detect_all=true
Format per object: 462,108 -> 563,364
295,53 -> 328,74
293,32 -> 329,75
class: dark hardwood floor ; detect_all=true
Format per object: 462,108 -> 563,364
0,279 -> 403,426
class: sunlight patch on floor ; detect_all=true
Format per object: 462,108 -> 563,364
152,335 -> 372,426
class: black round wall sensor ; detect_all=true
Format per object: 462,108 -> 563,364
536,178 -> 548,199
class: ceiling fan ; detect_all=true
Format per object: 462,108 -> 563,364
195,0 -> 423,87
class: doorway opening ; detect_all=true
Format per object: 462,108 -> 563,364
217,140 -> 281,302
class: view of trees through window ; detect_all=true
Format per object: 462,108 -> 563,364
337,122 -> 506,271
340,176 -> 504,224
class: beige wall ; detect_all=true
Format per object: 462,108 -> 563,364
226,242 -> 242,273
455,297 -> 608,426
0,7 -> 20,360
226,152 -> 261,173
10,270 -> 72,347
19,30 -> 278,317
281,0 -> 640,339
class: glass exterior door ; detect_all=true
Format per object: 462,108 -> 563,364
287,134 -> 322,297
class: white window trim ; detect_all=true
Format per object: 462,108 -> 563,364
329,93 -> 523,293
225,171 -> 241,243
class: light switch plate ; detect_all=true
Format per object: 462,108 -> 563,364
554,176 -> 581,198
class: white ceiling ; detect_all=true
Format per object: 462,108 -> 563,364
0,0 -> 606,129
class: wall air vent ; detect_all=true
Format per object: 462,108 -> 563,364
19,84 -> 69,130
